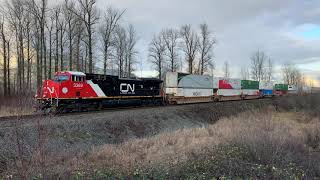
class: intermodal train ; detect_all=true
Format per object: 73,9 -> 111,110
36,71 -> 314,113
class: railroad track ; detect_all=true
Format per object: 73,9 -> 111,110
0,97 -> 275,122
0,105 -> 164,122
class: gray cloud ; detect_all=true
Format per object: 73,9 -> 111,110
2,0 -> 318,80
97,0 -> 320,76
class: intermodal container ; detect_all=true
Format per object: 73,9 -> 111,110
259,82 -> 273,90
177,88 -> 213,97
288,85 -> 298,91
274,84 -> 288,91
217,89 -> 242,96
241,80 -> 259,90
165,72 -> 179,88
165,87 -> 179,95
178,74 -> 213,89
261,89 -> 273,96
274,90 -> 288,96
242,89 -> 260,96
215,78 -> 241,89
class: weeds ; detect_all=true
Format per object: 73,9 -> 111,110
86,109 -> 320,179
0,94 -> 320,178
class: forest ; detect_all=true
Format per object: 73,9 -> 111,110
0,0 -> 307,96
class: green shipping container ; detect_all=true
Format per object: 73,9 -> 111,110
241,80 -> 259,89
274,84 -> 288,91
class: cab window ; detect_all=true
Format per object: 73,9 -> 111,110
72,75 -> 85,82
54,75 -> 69,82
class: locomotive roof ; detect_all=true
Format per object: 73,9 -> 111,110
55,71 -> 86,76
86,73 -> 162,82
66,71 -> 86,76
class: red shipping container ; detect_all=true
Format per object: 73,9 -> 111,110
218,78 -> 241,89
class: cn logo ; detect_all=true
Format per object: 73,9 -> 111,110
120,83 -> 135,94
47,87 -> 55,94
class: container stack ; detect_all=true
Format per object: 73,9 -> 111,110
177,74 -> 213,97
288,85 -> 298,94
165,72 -> 213,97
274,84 -> 288,96
259,81 -> 274,97
241,80 -> 260,97
213,78 -> 242,97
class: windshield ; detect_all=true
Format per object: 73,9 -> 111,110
54,75 -> 69,82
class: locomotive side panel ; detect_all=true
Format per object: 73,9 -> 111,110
86,74 -> 162,97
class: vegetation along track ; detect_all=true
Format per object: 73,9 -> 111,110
0,97 -> 275,122
0,94 -> 319,178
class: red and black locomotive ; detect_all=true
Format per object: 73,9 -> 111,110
37,71 -> 163,112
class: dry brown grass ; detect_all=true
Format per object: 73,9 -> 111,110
0,96 -> 34,117
87,107 -> 320,177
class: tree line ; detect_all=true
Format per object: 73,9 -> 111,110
0,0 -> 312,96
235,50 -> 308,88
0,0 -> 137,96
149,24 -> 216,79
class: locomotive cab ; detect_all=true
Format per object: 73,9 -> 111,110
39,71 -> 87,100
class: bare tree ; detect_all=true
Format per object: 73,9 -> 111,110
5,0 -> 27,92
180,24 -> 199,74
149,33 -> 166,79
240,66 -> 250,80
53,6 -> 61,73
124,24 -> 138,77
282,63 -> 302,85
198,23 -> 216,75
162,28 -> 179,72
114,25 -> 127,77
0,17 -> 8,95
74,15 -> 84,71
72,0 -> 99,73
27,0 -> 48,89
63,0 -> 77,71
58,14 -> 66,71
250,50 -> 267,81
99,7 -> 124,75
24,9 -> 33,89
223,61 -> 230,78
266,58 -> 273,82
46,12 -> 54,79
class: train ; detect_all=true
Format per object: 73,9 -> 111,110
36,71 -> 316,113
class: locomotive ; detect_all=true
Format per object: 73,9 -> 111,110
37,71 -> 163,113
36,71 -> 311,113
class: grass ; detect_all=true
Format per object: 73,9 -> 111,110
1,94 -> 320,179
81,108 -> 320,179
0,96 -> 34,117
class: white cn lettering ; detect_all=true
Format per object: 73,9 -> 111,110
47,87 -> 55,94
120,83 -> 135,94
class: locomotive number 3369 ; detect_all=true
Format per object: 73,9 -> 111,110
73,83 -> 84,88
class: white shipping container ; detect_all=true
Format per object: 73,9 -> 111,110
259,82 -> 273,90
288,85 -> 297,91
217,89 -> 242,96
165,72 -> 178,88
165,88 -> 180,95
212,77 -> 220,89
178,75 -> 213,89
242,89 -> 260,96
177,88 -> 213,97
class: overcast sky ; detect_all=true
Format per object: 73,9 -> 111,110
95,0 -> 320,85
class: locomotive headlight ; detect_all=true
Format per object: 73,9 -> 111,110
62,87 -> 68,94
